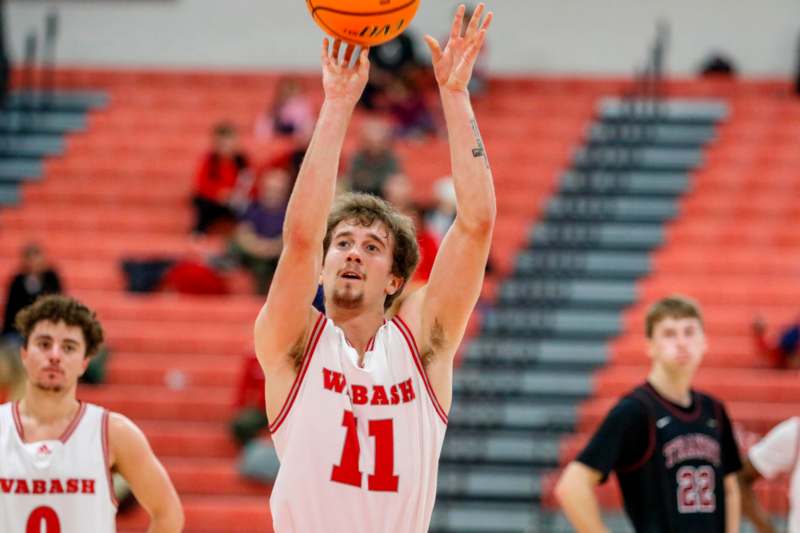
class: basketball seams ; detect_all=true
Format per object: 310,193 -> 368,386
311,0 -> 417,18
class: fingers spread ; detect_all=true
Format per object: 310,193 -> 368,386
344,43 -> 355,66
450,4 -> 466,43
481,11 -> 494,33
424,35 -> 443,62
332,39 -> 343,65
466,3 -> 484,38
357,48 -> 370,73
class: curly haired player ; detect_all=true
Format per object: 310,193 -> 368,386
0,295 -> 183,532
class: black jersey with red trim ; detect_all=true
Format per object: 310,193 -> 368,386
577,382 -> 742,533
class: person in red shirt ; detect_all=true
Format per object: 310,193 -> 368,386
191,122 -> 250,235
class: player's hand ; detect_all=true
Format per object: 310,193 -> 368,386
425,3 -> 492,94
320,38 -> 369,106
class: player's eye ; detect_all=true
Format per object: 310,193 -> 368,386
366,244 -> 379,252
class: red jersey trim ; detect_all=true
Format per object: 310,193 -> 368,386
102,410 -> 119,507
59,402 -> 87,443
392,315 -> 448,425
12,401 -> 86,444
268,312 -> 327,434
644,382 -> 701,422
619,392 -> 657,473
12,401 -> 24,441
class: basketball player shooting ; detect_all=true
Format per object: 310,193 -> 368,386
555,296 -> 742,533
254,4 -> 494,532
0,295 -> 183,533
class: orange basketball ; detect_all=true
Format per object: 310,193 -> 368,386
307,0 -> 421,47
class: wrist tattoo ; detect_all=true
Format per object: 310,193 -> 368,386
469,118 -> 490,168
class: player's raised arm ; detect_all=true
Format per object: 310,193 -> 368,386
109,413 -> 184,533
254,40 -> 369,371
400,4 -> 495,409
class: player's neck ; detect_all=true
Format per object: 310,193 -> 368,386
647,367 -> 692,407
19,385 -> 80,425
328,306 -> 385,355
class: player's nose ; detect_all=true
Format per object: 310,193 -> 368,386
346,248 -> 363,263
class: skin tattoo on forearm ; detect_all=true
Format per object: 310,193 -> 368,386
470,118 -> 490,168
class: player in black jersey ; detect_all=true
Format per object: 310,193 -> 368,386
555,296 -> 742,533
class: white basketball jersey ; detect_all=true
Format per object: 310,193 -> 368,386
269,313 -> 448,533
749,417 -> 800,533
0,401 -> 117,533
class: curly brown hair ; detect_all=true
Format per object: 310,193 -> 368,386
323,193 -> 420,309
15,295 -> 105,358
645,295 -> 704,338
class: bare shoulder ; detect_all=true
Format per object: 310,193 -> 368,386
106,412 -> 150,466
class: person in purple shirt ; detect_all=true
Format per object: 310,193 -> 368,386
228,167 -> 290,293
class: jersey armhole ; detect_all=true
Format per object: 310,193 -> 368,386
392,315 -> 448,426
617,395 -> 656,474
101,410 -> 119,508
268,311 -> 327,434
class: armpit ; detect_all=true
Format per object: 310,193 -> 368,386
288,333 -> 306,372
421,318 -> 446,367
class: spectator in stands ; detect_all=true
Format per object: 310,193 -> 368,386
346,118 -> 400,197
226,167 -> 290,294
0,341 -> 24,402
425,177 -> 457,244
191,122 -> 250,235
752,315 -> 800,369
230,352 -> 266,446
699,53 -> 738,77
738,417 -> 800,533
386,77 -> 436,138
361,30 -> 422,111
255,76 -> 314,141
264,126 -> 312,187
230,352 -> 282,486
381,173 -> 438,312
1,243 -> 62,344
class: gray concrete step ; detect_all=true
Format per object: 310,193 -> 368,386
498,279 -> 637,308
513,250 -> 651,279
545,196 -> 678,223
560,171 -> 690,196
530,222 -> 664,250
0,134 -> 65,158
463,338 -> 608,370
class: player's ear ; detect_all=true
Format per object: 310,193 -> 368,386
386,274 -> 404,296
79,355 -> 91,376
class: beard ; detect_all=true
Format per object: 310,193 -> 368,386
332,284 -> 364,309
34,381 -> 64,393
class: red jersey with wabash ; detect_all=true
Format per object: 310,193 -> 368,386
269,313 -> 448,533
0,401 -> 117,532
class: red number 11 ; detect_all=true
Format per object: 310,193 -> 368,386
331,410 -> 399,492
